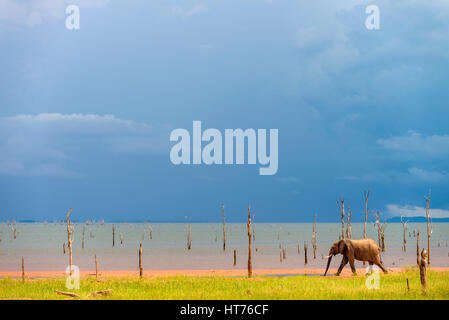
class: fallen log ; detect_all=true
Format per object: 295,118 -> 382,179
55,290 -> 80,298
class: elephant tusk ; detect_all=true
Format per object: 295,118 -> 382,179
323,255 -> 331,259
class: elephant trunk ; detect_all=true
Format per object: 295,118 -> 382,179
324,256 -> 332,276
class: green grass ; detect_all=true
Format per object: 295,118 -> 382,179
1,270 -> 448,300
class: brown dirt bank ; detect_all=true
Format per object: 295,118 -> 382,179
1,267 -> 448,279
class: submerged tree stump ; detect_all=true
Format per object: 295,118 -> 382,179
95,254 -> 98,280
247,206 -> 252,278
21,256 -> 25,282
222,205 -> 226,252
304,242 -> 308,265
112,224 -> 115,247
139,243 -> 143,278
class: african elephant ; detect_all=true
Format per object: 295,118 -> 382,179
323,239 -> 387,276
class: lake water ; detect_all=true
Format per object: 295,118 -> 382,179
0,222 -> 448,272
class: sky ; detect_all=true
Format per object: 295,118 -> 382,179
1,0 -> 449,222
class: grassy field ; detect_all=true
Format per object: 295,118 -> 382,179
1,270 -> 448,300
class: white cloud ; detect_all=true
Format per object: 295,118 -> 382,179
386,204 -> 449,218
170,3 -> 208,18
0,113 -> 170,177
377,131 -> 449,157
0,0 -> 108,27
408,167 -> 449,183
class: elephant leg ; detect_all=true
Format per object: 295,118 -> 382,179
349,257 -> 356,275
374,256 -> 388,273
366,262 -> 373,274
336,256 -> 348,276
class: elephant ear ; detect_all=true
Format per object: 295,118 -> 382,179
338,240 -> 347,254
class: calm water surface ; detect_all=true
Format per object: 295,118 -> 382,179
1,223 -> 448,271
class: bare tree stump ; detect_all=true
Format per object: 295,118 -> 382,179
139,243 -> 143,278
304,242 -> 308,265
425,192 -> 432,265
406,278 -> 410,291
82,225 -> 85,249
66,208 -> 73,276
187,224 -> 192,250
222,205 -> 226,251
247,206 -> 252,278
363,190 -> 370,239
346,207 -> 352,239
63,242 -> 66,255
233,249 -> 237,266
22,256 -> 24,282
337,197 -> 345,240
401,216 -> 408,252
312,214 -> 317,259
252,213 -> 256,241
95,254 -> 98,280
418,249 -> 428,294
112,224 -> 115,247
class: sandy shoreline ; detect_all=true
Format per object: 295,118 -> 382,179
2,267 -> 449,279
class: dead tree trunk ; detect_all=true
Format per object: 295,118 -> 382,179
95,254 -> 98,280
401,216 -> 408,252
247,206 -> 252,278
112,224 -> 115,247
187,224 -> 192,250
425,192 -> 432,265
63,242 -> 66,254
346,207 -> 352,239
22,256 -> 25,282
418,249 -> 428,294
66,208 -> 73,276
337,197 -> 345,240
139,243 -> 143,278
222,205 -> 226,252
304,242 -> 308,265
363,190 -> 370,239
233,249 -> 237,266
374,210 -> 386,252
312,214 -> 317,259
82,225 -> 85,249
252,213 -> 255,241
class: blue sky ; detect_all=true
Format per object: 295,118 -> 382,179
1,0 -> 449,222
